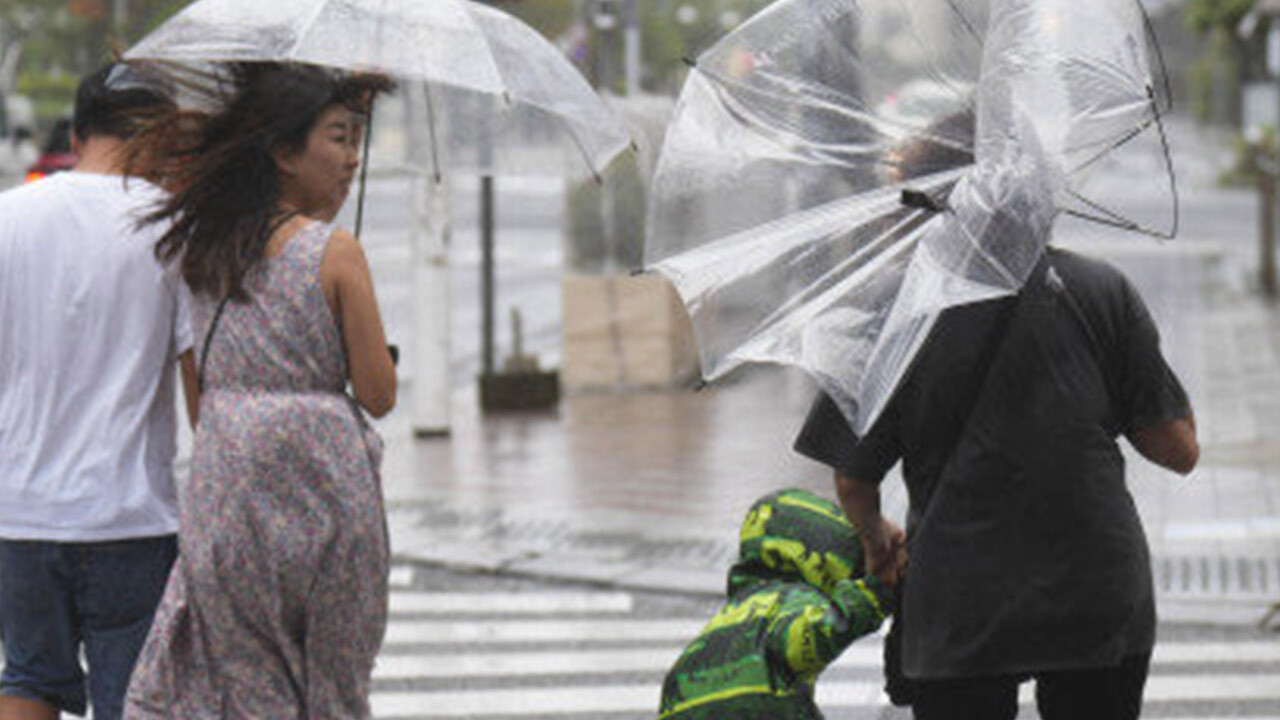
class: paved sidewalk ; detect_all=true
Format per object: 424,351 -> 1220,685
378,120 -> 1280,624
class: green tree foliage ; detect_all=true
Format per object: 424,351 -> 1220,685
1,0 -> 188,122
482,0 -> 575,39
1185,0 -> 1256,36
1183,0 -> 1262,126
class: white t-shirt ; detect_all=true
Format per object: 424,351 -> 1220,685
0,172 -> 192,541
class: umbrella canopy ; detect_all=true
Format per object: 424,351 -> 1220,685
645,0 -> 1175,436
125,0 -> 630,179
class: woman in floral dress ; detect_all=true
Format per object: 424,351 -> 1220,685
123,63 -> 397,719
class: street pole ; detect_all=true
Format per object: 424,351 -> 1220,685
412,176 -> 454,436
408,82 -> 453,436
1261,161 -> 1277,298
623,0 -> 640,95
1269,22 -> 1280,297
480,175 -> 496,376
113,0 -> 127,36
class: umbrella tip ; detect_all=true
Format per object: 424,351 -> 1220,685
694,379 -> 709,393
901,188 -> 948,214
630,141 -> 641,154
681,56 -> 697,69
629,267 -> 648,277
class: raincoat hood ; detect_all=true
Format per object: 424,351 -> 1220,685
728,488 -> 865,598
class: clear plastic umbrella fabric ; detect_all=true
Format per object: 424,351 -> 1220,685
124,0 -> 630,179
646,0 -> 1175,436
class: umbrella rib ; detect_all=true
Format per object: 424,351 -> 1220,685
697,67 -> 885,165
1138,0 -> 1174,115
562,119 -> 604,184
1065,117 -> 1152,177
423,81 -> 443,184
748,213 -> 927,338
461,2 -> 603,176
1152,94 -> 1180,238
355,104 -> 374,237
944,0 -> 983,43
463,3 -> 535,100
901,4 -> 981,101
1063,90 -> 1178,240
951,214 -> 1022,289
289,0 -> 334,65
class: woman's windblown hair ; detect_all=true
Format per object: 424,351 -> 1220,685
125,62 -> 393,299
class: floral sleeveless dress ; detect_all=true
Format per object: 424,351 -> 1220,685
125,222 -> 388,719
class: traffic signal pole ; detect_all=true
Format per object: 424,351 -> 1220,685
623,0 -> 639,95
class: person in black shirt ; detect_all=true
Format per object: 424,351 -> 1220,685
794,246 -> 1198,720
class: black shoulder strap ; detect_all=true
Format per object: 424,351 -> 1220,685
952,256 -> 1049,445
197,294 -> 232,394
882,258 -> 1044,706
197,211 -> 304,393
1046,259 -> 1122,408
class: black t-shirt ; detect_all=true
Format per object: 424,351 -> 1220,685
794,248 -> 1191,678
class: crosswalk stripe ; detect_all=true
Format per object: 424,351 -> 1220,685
383,618 -> 705,644
389,592 -> 633,615
371,673 -> 1280,718
826,677 -> 1280,708
1153,641 -> 1280,664
374,647 -> 682,679
372,684 -> 661,718
383,611 -> 1280,662
372,640 -> 1280,680
1133,674 -> 1280,702
371,589 -> 1280,718
388,566 -> 415,589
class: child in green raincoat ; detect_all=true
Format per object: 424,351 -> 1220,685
658,488 -> 897,720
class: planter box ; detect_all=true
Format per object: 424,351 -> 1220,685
479,370 -> 561,411
562,273 -> 699,391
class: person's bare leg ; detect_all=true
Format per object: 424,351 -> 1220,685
0,695 -> 59,720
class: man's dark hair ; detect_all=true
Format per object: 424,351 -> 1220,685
73,64 -> 171,142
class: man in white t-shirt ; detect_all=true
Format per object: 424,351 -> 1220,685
0,65 -> 196,720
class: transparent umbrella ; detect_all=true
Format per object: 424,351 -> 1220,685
645,0 -> 1176,435
124,0 -> 631,181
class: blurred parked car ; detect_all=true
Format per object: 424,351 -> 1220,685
26,118 -> 76,183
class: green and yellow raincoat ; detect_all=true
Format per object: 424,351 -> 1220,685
658,488 -> 892,720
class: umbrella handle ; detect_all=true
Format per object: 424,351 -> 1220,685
354,105 -> 374,238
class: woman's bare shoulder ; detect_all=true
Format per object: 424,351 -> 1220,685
321,227 -> 369,272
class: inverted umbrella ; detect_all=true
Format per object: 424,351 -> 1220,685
124,0 -> 631,181
645,0 -> 1175,436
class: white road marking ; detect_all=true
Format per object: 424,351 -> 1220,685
383,618 -> 705,645
389,592 -> 633,615
371,640 -> 1280,680
374,647 -> 682,679
370,673 -> 1280,717
373,685 -> 659,718
388,566 -> 415,589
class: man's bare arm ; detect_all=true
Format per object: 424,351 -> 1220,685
1127,415 -> 1197,475
834,471 -> 906,585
